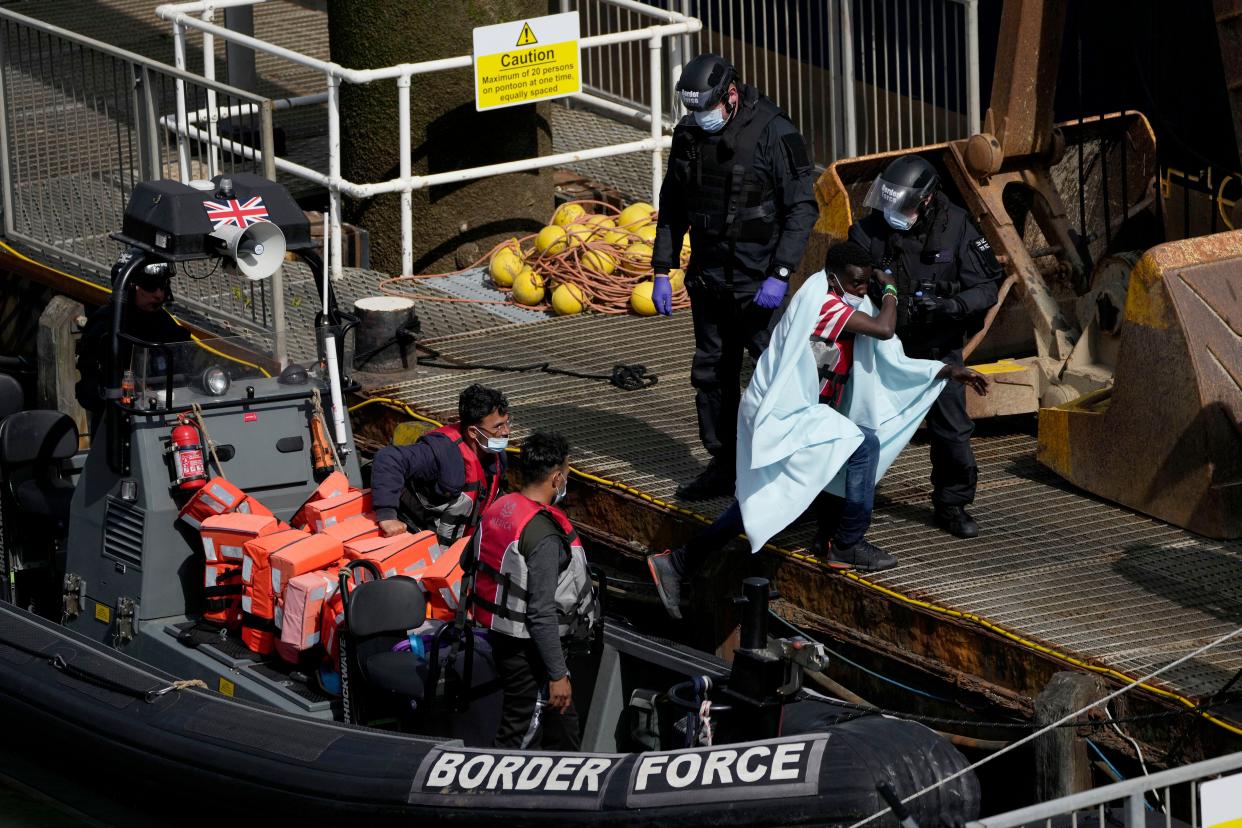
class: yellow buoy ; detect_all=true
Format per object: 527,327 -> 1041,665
600,227 -> 630,248
669,268 -> 686,292
635,223 -> 658,244
489,241 -> 524,288
535,225 -> 568,256
552,202 -> 586,227
583,214 -> 615,232
563,222 -> 592,248
551,283 -> 587,315
617,201 -> 655,229
623,241 -> 654,274
630,280 -> 657,316
512,267 -> 545,305
581,249 -> 617,277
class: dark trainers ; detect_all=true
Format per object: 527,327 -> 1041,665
675,459 -> 735,501
934,505 -> 979,539
646,550 -> 684,620
823,539 -> 897,572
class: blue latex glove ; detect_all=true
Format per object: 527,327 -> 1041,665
652,274 -> 673,316
754,276 -> 788,309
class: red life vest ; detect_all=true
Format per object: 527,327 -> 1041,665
472,493 -> 597,639
414,423 -> 503,545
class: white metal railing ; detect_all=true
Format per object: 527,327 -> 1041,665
155,0 -> 701,282
969,751 -> 1242,828
569,0 -> 980,167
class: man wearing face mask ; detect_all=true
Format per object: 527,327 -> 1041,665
475,430 -> 599,749
650,53 -> 818,501
371,383 -> 510,547
75,256 -> 189,432
848,155 -> 1004,539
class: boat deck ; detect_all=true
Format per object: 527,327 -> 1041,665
358,304 -> 1242,726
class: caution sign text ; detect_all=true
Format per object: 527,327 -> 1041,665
473,12 -> 581,111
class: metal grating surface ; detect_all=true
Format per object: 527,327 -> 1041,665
367,310 -> 1242,703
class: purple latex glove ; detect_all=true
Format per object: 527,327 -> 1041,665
652,274 -> 673,316
754,276 -> 788,309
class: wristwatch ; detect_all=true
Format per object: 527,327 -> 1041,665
773,266 -> 791,281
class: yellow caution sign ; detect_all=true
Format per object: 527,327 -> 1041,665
94,601 -> 111,624
473,11 -> 580,111
218,677 -> 236,697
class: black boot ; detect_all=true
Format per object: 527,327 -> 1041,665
934,505 -> 979,539
675,458 -> 734,501
822,538 -> 897,572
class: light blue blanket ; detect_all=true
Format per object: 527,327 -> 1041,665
737,270 -> 947,551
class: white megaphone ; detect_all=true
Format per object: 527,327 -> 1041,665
210,221 -> 286,281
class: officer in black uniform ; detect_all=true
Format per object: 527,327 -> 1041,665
848,155 -> 1005,538
650,53 -> 818,501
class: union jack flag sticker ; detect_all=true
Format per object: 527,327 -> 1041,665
202,196 -> 270,229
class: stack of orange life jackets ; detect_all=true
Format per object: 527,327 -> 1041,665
181,472 -> 468,664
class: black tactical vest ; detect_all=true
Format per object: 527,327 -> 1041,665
673,87 -> 785,254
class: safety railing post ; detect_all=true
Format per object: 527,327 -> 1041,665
134,64 -> 164,180
398,72 -> 412,276
648,33 -> 663,204
202,7 -> 221,177
840,0 -> 857,158
1125,793 -> 1144,828
172,19 -> 192,182
0,22 -> 15,236
261,99 -> 287,368
964,0 -> 980,135
326,70 -> 343,282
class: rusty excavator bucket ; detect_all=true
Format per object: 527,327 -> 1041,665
1038,236 -> 1242,538
812,0 -> 1242,537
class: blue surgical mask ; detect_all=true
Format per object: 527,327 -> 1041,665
553,477 -> 568,505
841,292 -> 864,310
472,427 -> 508,454
693,106 -> 727,133
884,208 -> 915,231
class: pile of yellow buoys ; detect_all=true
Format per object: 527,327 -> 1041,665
487,200 -> 691,316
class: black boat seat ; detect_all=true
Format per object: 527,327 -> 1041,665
347,576 -> 429,700
0,410 -> 78,522
0,372 -> 23,422
0,409 -> 77,465
359,650 -> 426,699
14,478 -> 75,521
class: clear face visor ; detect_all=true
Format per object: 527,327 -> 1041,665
678,86 -> 723,112
863,178 -> 930,230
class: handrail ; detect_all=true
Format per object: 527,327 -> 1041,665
967,750 -> 1242,828
154,0 -> 701,281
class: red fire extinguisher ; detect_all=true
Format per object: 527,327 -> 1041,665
170,414 -> 207,491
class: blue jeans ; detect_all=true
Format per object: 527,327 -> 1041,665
821,426 -> 880,549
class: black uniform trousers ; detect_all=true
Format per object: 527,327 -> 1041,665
492,632 -> 580,750
919,348 -> 978,508
687,278 -> 775,468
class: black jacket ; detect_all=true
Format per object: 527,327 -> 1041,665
74,302 -> 190,415
848,193 -> 1004,356
370,431 -> 506,524
651,83 -> 817,293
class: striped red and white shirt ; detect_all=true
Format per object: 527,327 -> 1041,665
812,291 -> 856,408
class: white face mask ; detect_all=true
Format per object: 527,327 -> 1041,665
831,274 -> 865,309
472,427 -> 508,454
693,105 -> 728,133
553,475 -> 568,505
884,208 -> 916,231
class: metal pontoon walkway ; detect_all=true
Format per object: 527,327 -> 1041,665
358,307 -> 1242,734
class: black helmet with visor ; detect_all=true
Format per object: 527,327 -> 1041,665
863,155 -> 940,231
675,53 -> 736,112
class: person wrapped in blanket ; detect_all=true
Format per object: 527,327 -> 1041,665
646,241 -> 988,619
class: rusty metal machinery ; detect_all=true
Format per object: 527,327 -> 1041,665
812,0 -> 1242,537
